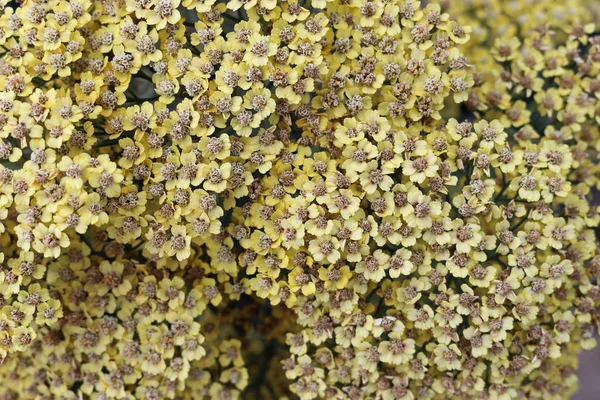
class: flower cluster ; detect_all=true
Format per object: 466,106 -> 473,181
0,0 -> 599,399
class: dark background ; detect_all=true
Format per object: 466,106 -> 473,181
574,345 -> 600,399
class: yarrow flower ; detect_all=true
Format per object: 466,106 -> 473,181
0,0 -> 599,399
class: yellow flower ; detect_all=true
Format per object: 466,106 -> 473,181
308,236 -> 340,264
378,336 -> 415,366
355,250 -> 389,282
402,152 -> 438,184
32,223 -> 69,258
491,37 -> 520,62
432,343 -> 462,370
509,170 -> 542,202
167,225 -> 192,261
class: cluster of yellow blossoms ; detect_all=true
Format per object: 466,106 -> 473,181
0,0 -> 599,398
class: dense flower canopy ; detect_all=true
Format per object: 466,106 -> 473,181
0,0 -> 599,399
